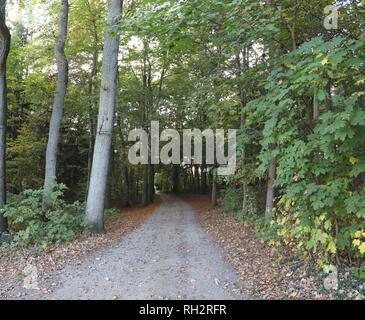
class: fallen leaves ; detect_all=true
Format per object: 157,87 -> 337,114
182,195 -> 365,300
0,197 -> 161,299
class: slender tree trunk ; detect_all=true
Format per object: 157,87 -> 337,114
43,0 -> 69,206
135,173 -> 139,201
194,164 -> 200,194
241,147 -> 249,210
235,50 -> 249,211
265,159 -> 276,221
201,162 -> 207,194
85,0 -> 122,233
190,166 -> 195,193
242,182 -> 248,210
123,164 -> 131,207
0,1 -> 10,233
118,126 -> 131,207
211,170 -> 217,207
142,163 -> 149,207
173,165 -> 179,193
148,164 -> 155,203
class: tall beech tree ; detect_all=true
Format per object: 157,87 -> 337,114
43,0 -> 69,206
85,0 -> 122,233
0,0 -> 10,233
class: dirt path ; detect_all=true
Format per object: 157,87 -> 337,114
20,194 -> 248,300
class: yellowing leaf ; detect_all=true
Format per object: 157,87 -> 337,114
359,243 -> 365,254
355,230 -> 363,238
349,156 -> 358,165
321,57 -> 329,65
352,91 -> 365,97
309,67 -> 319,74
290,291 -> 298,298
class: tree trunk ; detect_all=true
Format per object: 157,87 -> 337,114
117,123 -> 131,207
190,166 -> 195,193
241,147 -> 248,211
242,182 -> 248,210
135,173 -> 139,201
148,164 -> 155,203
0,1 -> 10,233
43,0 -> 69,207
86,47 -> 98,197
85,1 -> 99,198
194,164 -> 200,194
142,163 -> 149,207
265,159 -> 276,221
173,165 -> 179,193
85,0 -> 122,233
201,162 -> 207,194
211,170 -> 217,207
123,164 -> 131,207
104,146 -> 113,210
236,51 -> 248,211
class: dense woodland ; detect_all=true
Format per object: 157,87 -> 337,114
0,0 -> 364,278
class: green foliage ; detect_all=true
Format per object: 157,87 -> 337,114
353,262 -> 365,280
2,184 -> 87,248
221,186 -> 260,223
104,208 -> 121,224
244,34 -> 365,266
221,187 -> 242,216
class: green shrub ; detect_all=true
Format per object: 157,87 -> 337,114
221,187 -> 242,216
221,186 -> 260,223
104,208 -> 121,224
2,184 -> 88,247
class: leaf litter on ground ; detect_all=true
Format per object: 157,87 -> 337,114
182,195 -> 365,300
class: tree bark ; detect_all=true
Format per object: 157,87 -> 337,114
104,146 -> 113,210
142,163 -> 149,207
190,166 -> 195,193
85,0 -> 122,233
43,0 -> 69,207
135,172 -> 139,201
211,170 -> 217,208
148,164 -> 155,203
201,162 -> 207,194
194,164 -> 200,194
86,48 -> 98,197
173,165 -> 179,193
265,159 -> 276,221
0,1 -> 10,233
118,125 -> 131,207
85,0 -> 99,197
123,163 -> 131,207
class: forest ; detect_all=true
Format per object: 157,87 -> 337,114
0,0 -> 365,300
